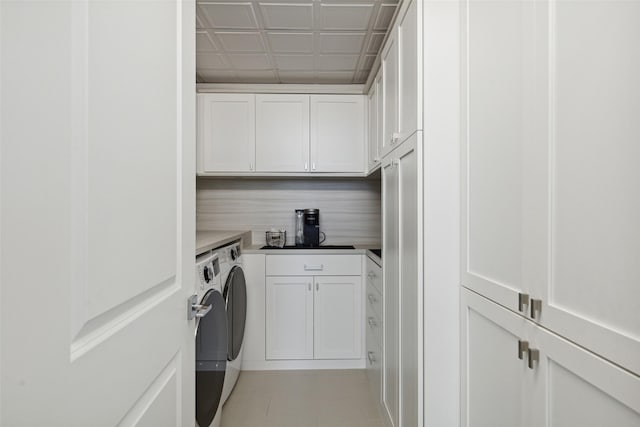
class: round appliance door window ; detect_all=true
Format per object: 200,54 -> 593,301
223,266 -> 247,361
195,289 -> 227,427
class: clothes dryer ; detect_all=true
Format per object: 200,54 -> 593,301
194,251 -> 227,427
212,241 -> 247,405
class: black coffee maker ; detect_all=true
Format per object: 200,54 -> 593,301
302,208 -> 325,247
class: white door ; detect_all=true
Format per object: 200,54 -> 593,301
314,276 -> 362,360
461,289 -> 531,427
382,156 -> 399,427
381,33 -> 399,158
396,135 -> 422,427
367,82 -> 379,171
198,93 -> 255,173
310,95 -> 366,173
265,276 -> 314,360
255,94 -> 310,172
397,0 -> 420,141
1,1 -> 195,426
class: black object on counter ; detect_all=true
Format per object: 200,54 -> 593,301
370,249 -> 382,258
260,245 -> 356,250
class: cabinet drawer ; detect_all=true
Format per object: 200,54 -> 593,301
366,324 -> 383,403
266,254 -> 362,276
366,256 -> 382,294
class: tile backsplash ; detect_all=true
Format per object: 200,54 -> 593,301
197,177 -> 381,246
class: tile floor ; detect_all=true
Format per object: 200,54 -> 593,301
220,369 -> 385,427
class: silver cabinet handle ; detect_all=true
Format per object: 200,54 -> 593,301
312,162 -> 316,171
518,293 -> 530,313
304,264 -> 324,271
316,282 -> 319,291
304,161 -> 308,171
367,351 -> 376,365
368,271 -> 377,280
188,295 -> 212,320
368,317 -> 377,327
308,283 -> 311,291
367,294 -> 377,304
518,340 -> 529,360
528,348 -> 540,369
530,299 -> 542,319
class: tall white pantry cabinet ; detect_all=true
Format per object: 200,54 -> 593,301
461,0 -> 640,425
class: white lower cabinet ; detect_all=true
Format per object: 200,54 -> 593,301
462,288 -> 640,427
265,254 -> 363,362
365,255 -> 383,403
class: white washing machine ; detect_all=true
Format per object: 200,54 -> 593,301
212,241 -> 247,406
194,251 -> 227,427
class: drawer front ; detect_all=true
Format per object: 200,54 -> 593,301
366,301 -> 383,349
366,324 -> 383,403
366,256 -> 382,294
266,254 -> 362,276
366,280 -> 383,323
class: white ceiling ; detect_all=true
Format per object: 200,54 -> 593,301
196,0 -> 399,84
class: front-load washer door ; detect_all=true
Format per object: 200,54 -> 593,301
195,289 -> 228,427
223,266 -> 247,361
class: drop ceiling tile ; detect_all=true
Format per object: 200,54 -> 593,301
317,55 -> 359,71
236,70 -> 278,83
216,32 -> 265,52
319,3 -> 374,30
316,71 -> 354,84
266,32 -> 314,53
319,33 -> 366,54
228,53 -> 272,69
198,69 -> 238,82
273,55 -> 315,71
360,54 -> 376,71
197,31 -> 218,52
259,3 -> 314,30
198,2 -> 258,29
366,32 -> 386,54
374,3 -> 396,31
198,53 -> 228,69
278,71 -> 317,84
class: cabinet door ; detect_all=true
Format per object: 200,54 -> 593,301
533,324 -> 640,427
265,276 -> 313,360
382,156 -> 399,427
198,93 -> 255,172
461,0 -> 539,315
462,289 -> 531,427
397,0 -> 420,140
255,94 -> 309,172
314,276 -> 362,359
534,0 -> 640,376
310,95 -> 365,173
381,32 -> 398,158
367,81 -> 379,171
396,135 -> 421,427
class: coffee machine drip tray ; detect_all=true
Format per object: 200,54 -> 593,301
260,245 -> 356,250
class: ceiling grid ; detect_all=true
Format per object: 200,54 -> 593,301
195,0 -> 399,84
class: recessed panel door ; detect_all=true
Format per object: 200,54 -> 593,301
1,0 -> 196,425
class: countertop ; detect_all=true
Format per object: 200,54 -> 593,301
196,230 -> 381,262
196,230 -> 252,255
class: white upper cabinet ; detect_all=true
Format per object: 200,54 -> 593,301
198,93 -> 365,175
397,0 -> 420,140
462,0 -> 640,379
367,75 -> 383,172
381,33 -> 399,158
310,95 -> 366,173
255,94 -> 309,172
197,93 -> 255,172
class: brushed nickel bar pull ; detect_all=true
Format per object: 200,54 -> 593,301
530,299 -> 542,319
518,293 -> 530,313
518,340 -> 529,360
528,348 -> 540,369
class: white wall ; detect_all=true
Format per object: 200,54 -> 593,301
196,177 -> 381,246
